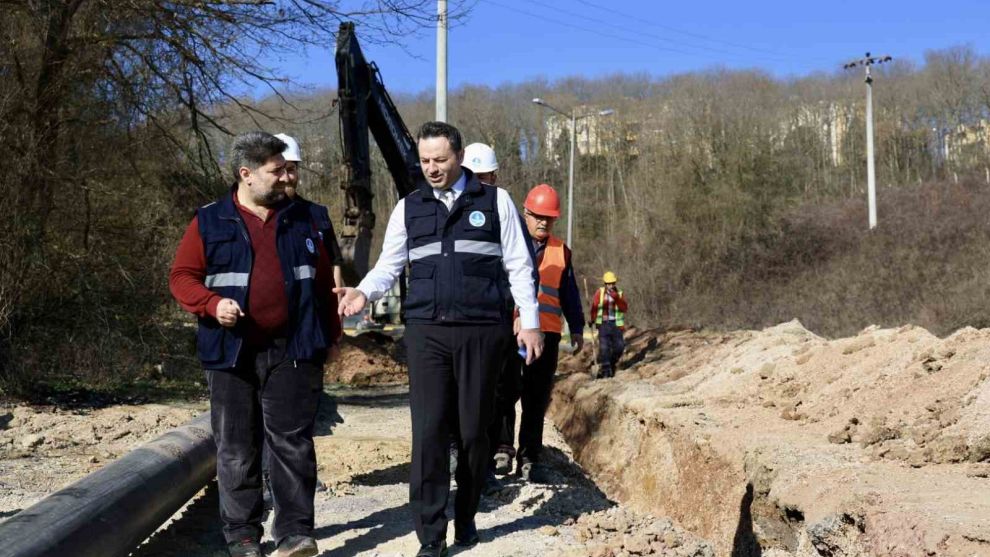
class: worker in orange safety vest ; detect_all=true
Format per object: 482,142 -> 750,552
490,183 -> 585,484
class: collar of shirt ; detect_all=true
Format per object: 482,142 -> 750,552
532,238 -> 546,260
431,170 -> 467,200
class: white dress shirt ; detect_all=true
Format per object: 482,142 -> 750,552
356,170 -> 540,329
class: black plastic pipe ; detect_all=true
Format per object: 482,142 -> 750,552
0,412 -> 216,557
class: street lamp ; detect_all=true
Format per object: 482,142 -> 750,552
532,98 -> 615,247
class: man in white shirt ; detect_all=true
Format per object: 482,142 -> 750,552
336,122 -> 542,557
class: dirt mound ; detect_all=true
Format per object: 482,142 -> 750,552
551,320 -> 990,556
324,332 -> 407,385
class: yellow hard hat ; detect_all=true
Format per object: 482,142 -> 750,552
603,271 -> 617,283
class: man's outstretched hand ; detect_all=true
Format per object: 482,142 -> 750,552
334,287 -> 368,317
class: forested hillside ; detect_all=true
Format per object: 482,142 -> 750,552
2,0 -> 989,394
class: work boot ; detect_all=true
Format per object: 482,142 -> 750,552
275,534 -> 318,557
227,538 -> 262,557
415,540 -> 449,557
483,467 -> 502,496
493,451 -> 512,475
454,519 -> 480,547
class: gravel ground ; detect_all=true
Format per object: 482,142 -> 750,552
134,385 -> 711,556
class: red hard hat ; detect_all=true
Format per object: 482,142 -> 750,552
524,184 -> 561,217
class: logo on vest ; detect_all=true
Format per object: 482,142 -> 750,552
469,211 -> 486,227
305,238 -> 316,254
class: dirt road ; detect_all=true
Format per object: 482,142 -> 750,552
129,384 -> 710,556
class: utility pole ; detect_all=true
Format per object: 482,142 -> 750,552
436,0 -> 447,122
532,99 -> 615,248
568,111 -> 577,246
844,52 -> 892,230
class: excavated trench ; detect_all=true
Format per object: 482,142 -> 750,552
550,324 -> 990,556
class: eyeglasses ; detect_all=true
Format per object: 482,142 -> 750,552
524,210 -> 555,222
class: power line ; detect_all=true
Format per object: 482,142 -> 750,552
524,0 -> 797,64
484,0 -> 713,59
486,0 -> 792,64
573,0 -> 836,65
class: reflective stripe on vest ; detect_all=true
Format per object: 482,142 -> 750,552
408,239 -> 502,261
204,272 -> 249,288
595,287 -> 625,327
537,236 -> 566,333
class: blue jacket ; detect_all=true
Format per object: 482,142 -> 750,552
195,187 -> 330,369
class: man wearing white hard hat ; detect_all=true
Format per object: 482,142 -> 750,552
275,133 -> 346,296
463,142 -> 499,185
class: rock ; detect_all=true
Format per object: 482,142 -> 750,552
662,532 -> 681,548
827,428 -> 851,444
20,434 -> 44,449
622,534 -> 652,554
588,545 -> 612,557
841,336 -> 875,355
539,525 -> 560,536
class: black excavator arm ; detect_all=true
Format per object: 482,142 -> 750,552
334,22 -> 420,285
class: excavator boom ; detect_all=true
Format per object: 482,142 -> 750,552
335,22 -> 420,284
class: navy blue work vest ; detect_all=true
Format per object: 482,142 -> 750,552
195,186 -> 329,369
404,169 -> 506,324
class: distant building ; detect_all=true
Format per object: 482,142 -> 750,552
542,108 -> 638,161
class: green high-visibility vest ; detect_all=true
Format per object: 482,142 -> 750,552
595,287 -> 625,327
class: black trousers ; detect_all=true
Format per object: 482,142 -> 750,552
488,333 -> 562,464
598,321 -> 625,377
206,341 -> 324,544
488,328 -> 524,459
517,332 -> 561,464
404,322 -> 510,545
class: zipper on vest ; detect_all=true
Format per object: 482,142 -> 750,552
230,215 -> 252,368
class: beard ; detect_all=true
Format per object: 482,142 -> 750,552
256,188 -> 286,206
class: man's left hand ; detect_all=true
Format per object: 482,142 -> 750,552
517,328 -> 544,365
571,335 -> 584,354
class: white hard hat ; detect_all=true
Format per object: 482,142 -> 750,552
274,133 -> 302,162
463,143 -> 498,173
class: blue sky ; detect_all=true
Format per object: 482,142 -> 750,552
261,0 -> 990,97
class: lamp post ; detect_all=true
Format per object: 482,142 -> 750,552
532,98 -> 614,247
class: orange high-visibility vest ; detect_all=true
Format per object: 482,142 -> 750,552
537,236 -> 566,333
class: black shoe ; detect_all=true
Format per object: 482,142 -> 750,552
454,520 -> 480,547
483,468 -> 501,496
519,460 -> 551,484
275,534 -> 318,557
493,451 -> 512,475
227,538 -> 262,557
416,540 -> 449,557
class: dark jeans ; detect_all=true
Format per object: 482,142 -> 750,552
404,322 -> 510,545
206,340 -> 324,545
598,321 -> 625,378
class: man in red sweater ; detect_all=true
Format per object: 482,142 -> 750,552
170,131 -> 340,557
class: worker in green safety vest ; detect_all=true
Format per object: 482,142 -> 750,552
588,271 -> 628,378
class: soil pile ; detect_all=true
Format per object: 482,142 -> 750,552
551,320 -> 990,556
324,331 -> 407,385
